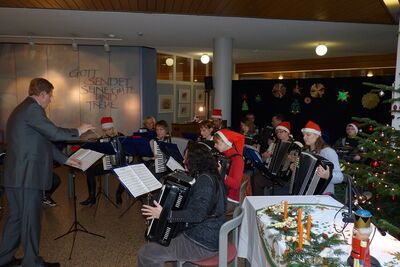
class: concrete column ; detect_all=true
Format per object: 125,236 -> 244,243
393,20 -> 400,129
213,37 -> 233,126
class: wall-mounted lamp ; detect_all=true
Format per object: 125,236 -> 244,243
200,54 -> 210,64
198,106 -> 204,112
72,40 -> 78,51
367,71 -> 374,77
104,41 -> 110,52
315,44 -> 328,56
278,74 -> 283,80
29,38 -> 35,50
165,57 -> 174,66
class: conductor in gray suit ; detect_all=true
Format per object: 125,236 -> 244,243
0,78 -> 94,267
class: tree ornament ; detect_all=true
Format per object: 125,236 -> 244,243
369,182 -> 376,190
241,99 -> 249,111
304,97 -> 311,104
370,160 -> 380,168
359,146 -> 364,151
361,92 -> 380,109
310,83 -> 325,98
391,195 -> 397,202
367,125 -> 374,133
292,80 -> 302,95
379,90 -> 385,97
375,194 -> 380,200
380,132 -> 385,137
290,98 -> 301,114
255,94 -> 262,103
337,90 -> 350,102
272,83 -> 286,98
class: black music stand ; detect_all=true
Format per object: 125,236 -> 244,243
55,167 -> 105,259
118,137 -> 154,218
82,141 -> 121,216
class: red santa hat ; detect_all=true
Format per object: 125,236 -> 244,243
101,117 -> 114,129
347,122 -> 360,134
301,121 -> 321,136
215,129 -> 245,155
276,121 -> 291,134
211,108 -> 222,119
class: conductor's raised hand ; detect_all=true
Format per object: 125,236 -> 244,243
141,200 -> 163,220
66,158 -> 81,169
77,123 -> 95,136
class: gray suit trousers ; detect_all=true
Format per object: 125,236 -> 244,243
0,188 -> 43,266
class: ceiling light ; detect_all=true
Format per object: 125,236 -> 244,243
200,54 -> 210,64
198,106 -> 204,112
72,40 -> 78,51
278,74 -> 283,80
367,71 -> 374,77
165,57 -> 174,66
104,41 -> 110,52
315,44 -> 328,56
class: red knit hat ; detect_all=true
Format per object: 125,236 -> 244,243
301,121 -> 321,136
276,121 -> 291,134
347,122 -> 360,134
215,129 -> 245,155
211,109 -> 222,119
101,117 -> 114,129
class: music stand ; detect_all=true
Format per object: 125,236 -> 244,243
54,167 -> 105,259
118,137 -> 154,218
82,141 -> 121,216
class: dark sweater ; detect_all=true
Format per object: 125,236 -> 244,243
167,173 -> 226,251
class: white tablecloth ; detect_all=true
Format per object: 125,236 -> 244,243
237,195 -> 400,267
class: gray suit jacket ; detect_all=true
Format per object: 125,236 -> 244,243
3,97 -> 79,190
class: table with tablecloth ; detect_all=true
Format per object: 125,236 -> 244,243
238,195 -> 400,267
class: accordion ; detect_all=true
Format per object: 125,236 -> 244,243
146,171 -> 195,246
290,152 -> 334,195
266,140 -> 292,176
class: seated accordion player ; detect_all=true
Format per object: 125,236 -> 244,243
289,151 -> 334,195
146,171 -> 195,246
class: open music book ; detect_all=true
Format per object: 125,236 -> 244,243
113,163 -> 162,198
66,148 -> 104,171
166,157 -> 185,171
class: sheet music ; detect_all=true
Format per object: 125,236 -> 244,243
166,157 -> 185,171
171,137 -> 189,156
114,163 -> 162,198
66,148 -> 104,171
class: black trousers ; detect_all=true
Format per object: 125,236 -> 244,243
44,172 -> 61,197
0,187 -> 43,266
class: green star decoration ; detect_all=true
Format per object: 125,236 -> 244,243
337,90 -> 350,102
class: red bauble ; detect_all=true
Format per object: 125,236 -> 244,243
369,182 -> 377,190
367,125 -> 374,133
370,160 -> 380,168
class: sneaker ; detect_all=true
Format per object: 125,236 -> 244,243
42,196 -> 57,207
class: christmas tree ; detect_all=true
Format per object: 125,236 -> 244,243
343,82 -> 400,238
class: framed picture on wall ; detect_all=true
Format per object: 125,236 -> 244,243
178,103 -> 190,118
178,88 -> 191,103
158,95 -> 173,113
195,89 -> 205,103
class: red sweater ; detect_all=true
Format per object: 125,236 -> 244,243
223,148 -> 244,202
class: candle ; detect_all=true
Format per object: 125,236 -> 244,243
298,223 -> 303,250
284,201 -> 288,221
306,214 -> 311,240
297,208 -> 302,233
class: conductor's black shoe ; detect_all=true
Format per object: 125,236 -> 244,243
79,197 -> 96,206
0,257 -> 22,267
116,193 -> 123,205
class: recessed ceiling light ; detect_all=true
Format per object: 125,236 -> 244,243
201,54 -> 210,64
315,44 -> 328,56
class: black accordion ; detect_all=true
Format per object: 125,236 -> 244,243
290,152 -> 334,195
266,140 -> 292,176
146,171 -> 195,246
